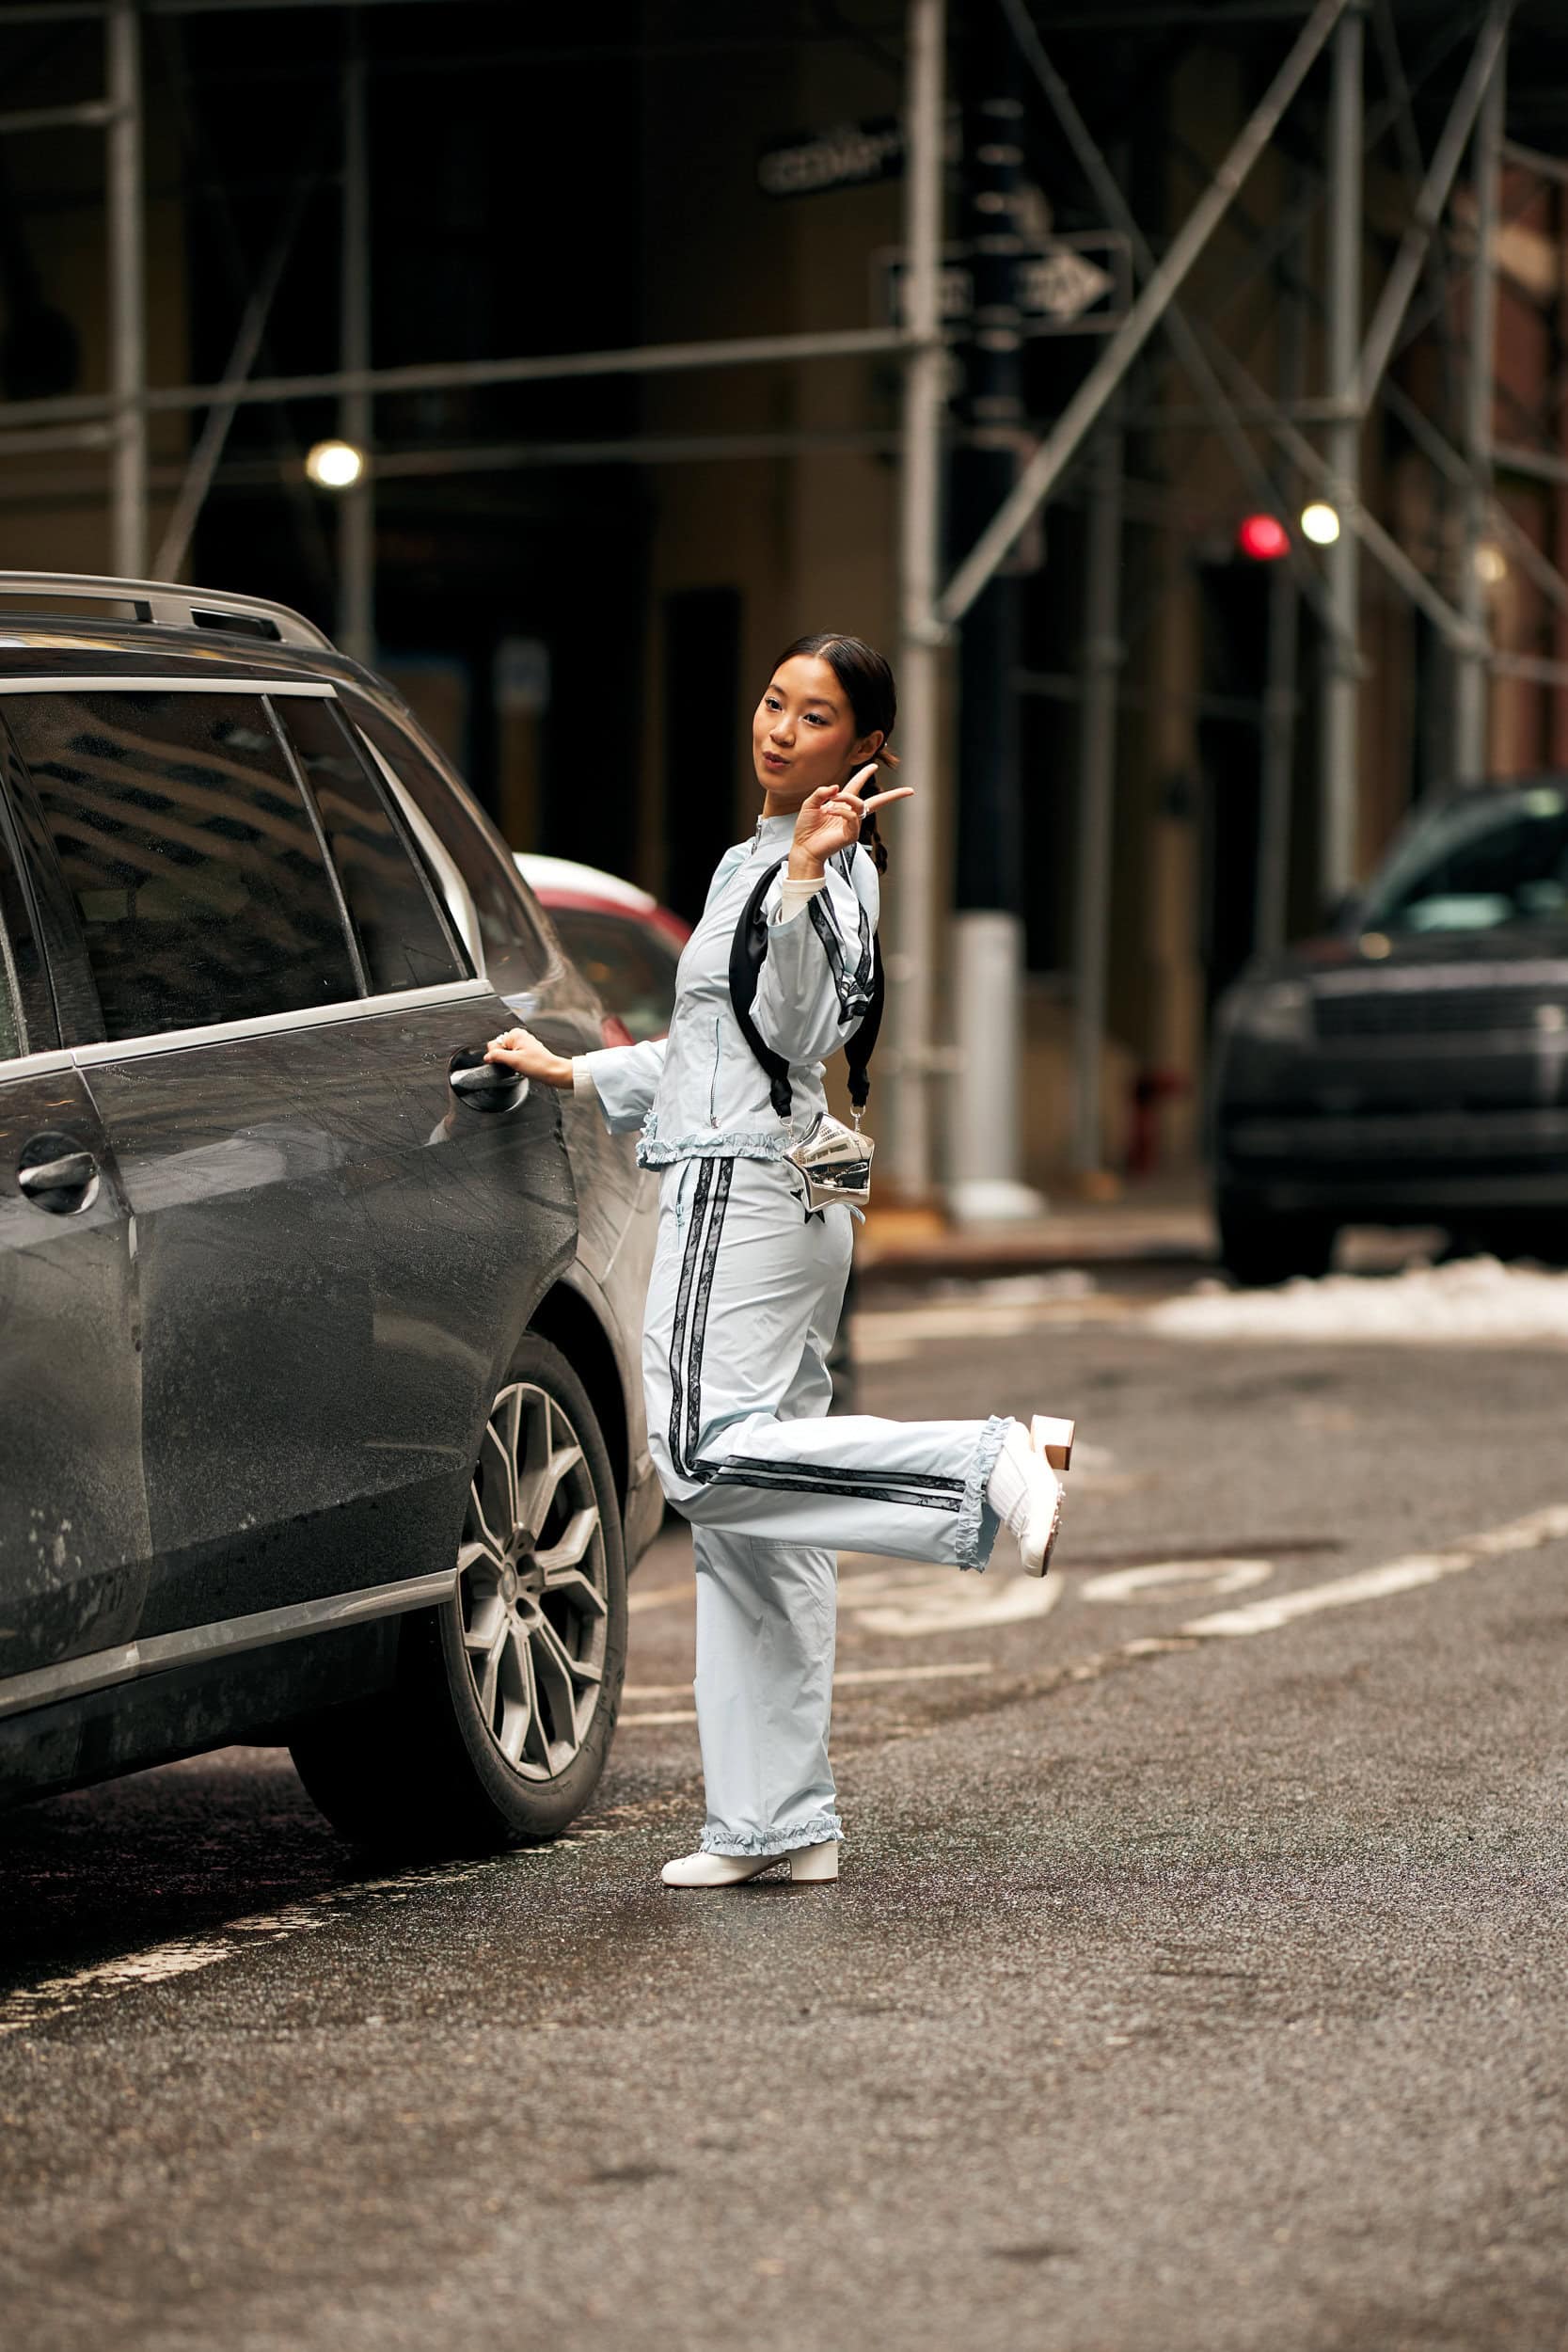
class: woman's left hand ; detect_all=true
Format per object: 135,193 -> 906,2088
788,764 -> 914,878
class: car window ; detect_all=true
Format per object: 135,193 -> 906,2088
546,904 -> 680,1041
1361,784 -> 1568,936
4,689 -> 358,1041
350,701 -> 550,1001
271,696 -> 464,993
0,911 -> 19,1061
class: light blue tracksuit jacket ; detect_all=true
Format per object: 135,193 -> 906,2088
578,811 -> 1009,1858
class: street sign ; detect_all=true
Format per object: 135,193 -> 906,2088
876,232 -> 1130,336
758,117 -> 904,199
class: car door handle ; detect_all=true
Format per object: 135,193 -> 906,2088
449,1049 -> 529,1114
18,1148 -> 101,1214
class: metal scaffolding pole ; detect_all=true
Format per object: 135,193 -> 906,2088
1455,39 -> 1505,781
1320,8 -> 1362,905
938,0 -> 1349,628
1351,1 -> 1513,416
1257,194 -> 1306,961
338,13 -> 374,665
106,0 -> 147,578
890,0 -> 946,1201
1070,410 -> 1125,1179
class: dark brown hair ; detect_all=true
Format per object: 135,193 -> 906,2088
773,630 -> 897,874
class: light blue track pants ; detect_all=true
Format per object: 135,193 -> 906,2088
644,1155 -> 1009,1857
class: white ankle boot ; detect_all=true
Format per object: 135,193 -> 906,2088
660,1842 -> 840,1888
988,1414 -> 1075,1576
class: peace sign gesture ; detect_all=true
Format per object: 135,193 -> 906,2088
788,762 -> 914,878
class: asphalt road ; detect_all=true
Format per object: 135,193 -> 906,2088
2,1271 -> 1566,2352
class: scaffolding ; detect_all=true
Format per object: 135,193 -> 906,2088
2,0 -> 1564,1202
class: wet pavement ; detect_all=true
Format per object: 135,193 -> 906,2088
2,1272 -> 1566,2351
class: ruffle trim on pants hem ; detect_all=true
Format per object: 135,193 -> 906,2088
699,1812 -> 844,1857
956,1412 -> 1011,1570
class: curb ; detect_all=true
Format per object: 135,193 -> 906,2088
856,1216 -> 1215,1286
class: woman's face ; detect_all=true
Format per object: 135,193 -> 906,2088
751,654 -> 879,808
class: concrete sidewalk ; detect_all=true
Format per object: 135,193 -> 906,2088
858,1176 -> 1214,1285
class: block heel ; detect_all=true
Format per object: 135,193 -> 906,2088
1030,1414 -> 1075,1472
786,1842 -> 840,1882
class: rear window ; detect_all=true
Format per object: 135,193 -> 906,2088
350,701 -> 550,1001
1361,784 -> 1568,936
4,689 -> 358,1041
272,696 -> 463,993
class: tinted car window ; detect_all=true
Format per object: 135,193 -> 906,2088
0,916 -> 18,1060
546,905 -> 680,1041
351,702 -> 549,1000
6,690 -> 357,1040
1360,783 -> 1568,935
273,696 -> 463,994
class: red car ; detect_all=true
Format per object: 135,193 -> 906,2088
517,855 -> 689,1045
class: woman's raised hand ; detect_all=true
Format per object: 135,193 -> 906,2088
788,763 -> 914,877
484,1026 -> 575,1088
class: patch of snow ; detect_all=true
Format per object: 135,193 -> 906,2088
1148,1253 -> 1568,1345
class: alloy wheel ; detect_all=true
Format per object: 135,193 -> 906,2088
457,1380 -> 609,1780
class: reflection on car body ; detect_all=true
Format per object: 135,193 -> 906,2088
0,573 -> 660,1852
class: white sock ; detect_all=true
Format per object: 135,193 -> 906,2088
985,1422 -> 1043,1540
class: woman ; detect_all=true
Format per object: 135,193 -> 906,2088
486,633 -> 1073,1888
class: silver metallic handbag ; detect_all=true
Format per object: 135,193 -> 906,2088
785,1109 -> 875,1213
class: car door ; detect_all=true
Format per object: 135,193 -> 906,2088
1,675 -> 576,1654
0,767 -> 150,1698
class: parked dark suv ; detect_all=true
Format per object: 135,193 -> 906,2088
1212,776 -> 1568,1281
0,573 -> 660,1850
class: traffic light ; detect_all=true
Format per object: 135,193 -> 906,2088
1236,512 -> 1291,561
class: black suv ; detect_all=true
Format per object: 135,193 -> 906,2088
0,573 -> 660,1849
1212,776 -> 1568,1281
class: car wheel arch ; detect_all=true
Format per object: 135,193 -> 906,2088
527,1277 -> 628,1511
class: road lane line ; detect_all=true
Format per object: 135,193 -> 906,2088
0,1858 -> 513,2041
625,1661 -> 998,1701
0,1808 -> 694,2045
619,1661 -> 1002,1726
8,1506 -> 1563,2043
1181,1502 -> 1568,1640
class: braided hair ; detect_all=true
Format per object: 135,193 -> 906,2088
772,631 -> 898,874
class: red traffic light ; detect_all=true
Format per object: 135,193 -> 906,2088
1237,513 -> 1291,562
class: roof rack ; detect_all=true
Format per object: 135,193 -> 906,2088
0,572 -> 333,652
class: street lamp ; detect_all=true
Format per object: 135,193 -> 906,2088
306,438 -> 366,490
1301,501 -> 1340,546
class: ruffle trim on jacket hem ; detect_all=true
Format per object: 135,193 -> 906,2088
637,1125 -> 800,1168
955,1412 -> 1010,1571
699,1812 -> 844,1857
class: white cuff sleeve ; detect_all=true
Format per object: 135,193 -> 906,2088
778,875 -> 828,925
571,1057 -> 598,1102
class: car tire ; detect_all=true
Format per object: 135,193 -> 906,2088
1216,1200 -> 1338,1287
289,1335 -> 626,1856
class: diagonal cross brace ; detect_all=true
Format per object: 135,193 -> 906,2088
937,0 -> 1351,630
995,0 -> 1336,636
1351,0 -> 1513,416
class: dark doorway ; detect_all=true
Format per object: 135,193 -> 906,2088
661,588 -> 742,926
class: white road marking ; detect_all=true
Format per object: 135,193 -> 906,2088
1081,1560 -> 1275,1605
625,1659 -> 998,1705
8,1505 -> 1563,2044
0,1858 -> 512,2041
838,1563 -> 1063,1637
1181,1502 -> 1568,1638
